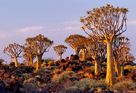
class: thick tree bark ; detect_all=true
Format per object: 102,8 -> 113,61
29,55 -> 33,65
106,41 -> 117,87
81,49 -> 86,61
74,48 -> 80,56
14,57 -> 18,67
59,54 -> 62,60
121,64 -> 124,76
114,57 -> 121,76
94,58 -> 101,75
36,55 -> 42,70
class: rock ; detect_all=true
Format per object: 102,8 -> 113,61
4,72 -> 12,78
13,86 -> 22,93
66,67 -> 72,71
0,70 -> 6,77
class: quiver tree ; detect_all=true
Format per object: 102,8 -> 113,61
3,43 -> 25,67
23,46 -> 36,65
53,45 -> 67,60
65,34 -> 86,56
85,37 -> 106,75
113,36 -> 129,76
118,37 -> 131,76
81,4 -> 128,87
25,34 -> 53,70
74,38 -> 87,61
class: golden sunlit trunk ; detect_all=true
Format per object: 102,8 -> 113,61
14,57 -> 18,67
81,49 -> 86,61
36,55 -> 42,70
74,48 -> 80,56
106,41 -> 117,87
121,65 -> 124,76
59,54 -> 62,60
114,57 -> 121,76
29,55 -> 33,65
94,59 -> 101,75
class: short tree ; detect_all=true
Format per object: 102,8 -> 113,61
81,4 -> 128,87
25,34 -> 53,70
74,38 -> 87,61
23,46 -> 36,65
53,45 -> 67,60
3,43 -> 24,67
65,34 -> 86,56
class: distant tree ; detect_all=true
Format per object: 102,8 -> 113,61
0,59 -> 4,65
53,45 -> 67,60
25,34 -> 53,70
85,37 -> 106,75
118,37 -> 131,76
74,38 -> 87,61
3,43 -> 24,67
81,4 -> 128,87
65,34 -> 86,56
23,46 -> 36,65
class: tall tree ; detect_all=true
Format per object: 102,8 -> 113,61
3,43 -> 24,67
65,34 -> 86,56
25,34 -> 53,70
81,4 -> 128,87
53,45 -> 67,60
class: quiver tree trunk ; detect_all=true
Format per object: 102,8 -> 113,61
114,57 -> 121,76
94,58 -> 101,75
59,54 -> 62,60
121,64 -> 124,76
29,55 -> 33,65
36,55 -> 42,70
106,41 -> 117,87
74,48 -> 80,56
81,49 -> 86,61
14,57 -> 18,67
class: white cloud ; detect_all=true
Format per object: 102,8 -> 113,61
128,21 -> 136,25
0,33 -> 7,38
63,27 -> 80,30
16,26 -> 44,33
63,20 -> 81,25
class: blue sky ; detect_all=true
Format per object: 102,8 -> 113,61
0,0 -> 136,63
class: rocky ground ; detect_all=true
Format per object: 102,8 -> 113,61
0,55 -> 136,93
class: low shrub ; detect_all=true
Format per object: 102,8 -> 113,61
124,65 -> 134,72
75,78 -> 95,90
113,79 -> 133,92
89,79 -> 107,89
21,73 -> 32,79
51,71 -> 78,83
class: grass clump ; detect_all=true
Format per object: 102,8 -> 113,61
21,73 -> 32,79
75,78 -> 95,90
89,79 -> 107,89
51,71 -> 77,83
113,79 -> 133,92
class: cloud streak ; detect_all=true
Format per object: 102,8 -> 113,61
16,26 -> 44,33
128,21 -> 136,25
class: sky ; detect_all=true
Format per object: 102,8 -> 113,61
0,0 -> 136,64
